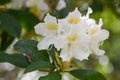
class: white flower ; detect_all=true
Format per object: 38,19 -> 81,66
56,0 -> 66,10
57,8 -> 92,61
58,31 -> 90,61
89,19 -> 109,55
58,8 -> 91,35
34,13 -> 59,50
60,8 -> 81,25
35,7 -> 109,62
21,70 -> 48,80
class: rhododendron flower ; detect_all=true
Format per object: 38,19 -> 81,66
89,19 -> 109,55
34,13 -> 59,50
34,7 -> 109,62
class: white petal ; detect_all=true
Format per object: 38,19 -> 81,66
98,18 -> 103,27
58,19 -> 70,35
76,20 -> 90,33
86,7 -> 93,18
54,36 -> 67,50
91,43 -> 105,55
44,13 -> 57,23
69,7 -> 81,16
73,51 -> 89,61
60,45 -> 71,61
66,7 -> 81,24
34,23 -> 47,36
34,23 -> 57,37
98,30 -> 109,42
73,46 -> 90,61
37,37 -> 56,50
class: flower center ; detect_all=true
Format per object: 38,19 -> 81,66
67,34 -> 78,42
90,28 -> 98,35
68,16 -> 80,24
46,23 -> 58,31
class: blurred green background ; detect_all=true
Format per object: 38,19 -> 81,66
0,0 -> 120,80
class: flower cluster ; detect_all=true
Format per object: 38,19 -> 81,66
35,7 -> 109,62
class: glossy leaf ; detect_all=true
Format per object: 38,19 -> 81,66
70,69 -> 106,80
14,39 -> 50,62
0,52 -> 29,68
39,72 -> 61,80
38,50 -> 50,61
25,61 -> 54,73
48,45 -> 61,67
14,39 -> 38,54
0,13 -> 21,37
0,31 -> 14,51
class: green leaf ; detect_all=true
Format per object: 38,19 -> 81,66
38,50 -> 50,61
39,72 -> 62,80
0,0 -> 11,5
48,45 -> 61,66
25,61 -> 54,73
7,10 -> 40,30
0,52 -> 29,68
90,0 -> 103,12
50,8 -> 69,19
70,69 -> 106,80
0,13 -> 21,37
14,39 -> 50,62
0,31 -> 14,51
14,39 -> 38,54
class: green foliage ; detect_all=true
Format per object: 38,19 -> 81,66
70,69 -> 106,80
7,10 -> 40,30
48,45 -> 59,61
90,0 -> 103,12
48,45 -> 62,70
25,61 -> 54,73
38,50 -> 50,62
14,39 -> 38,54
39,72 -> 61,80
0,0 -> 11,5
0,13 -> 21,37
50,7 -> 69,19
0,31 -> 14,51
14,39 -> 50,62
0,52 -> 29,68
